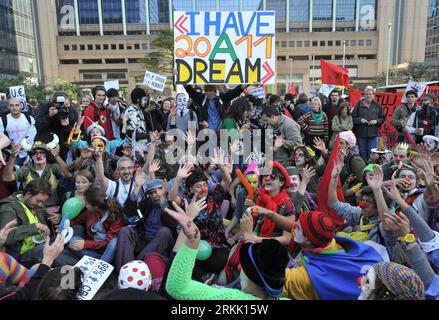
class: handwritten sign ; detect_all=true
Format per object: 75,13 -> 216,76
401,80 -> 427,103
143,71 -> 167,92
74,256 -> 114,300
174,11 -> 276,85
9,85 -> 27,112
319,84 -> 336,98
248,87 -> 265,99
104,80 -> 120,91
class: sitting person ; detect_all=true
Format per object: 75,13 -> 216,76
67,188 -> 124,264
60,169 -> 94,208
0,180 -> 75,267
286,166 -> 318,214
115,178 -> 177,271
328,159 -> 399,260
164,203 -> 289,300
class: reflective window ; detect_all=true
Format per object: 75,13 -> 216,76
102,0 -> 122,24
289,0 -> 309,22
336,0 -> 355,21
266,0 -> 286,22
149,0 -> 170,24
173,0 -> 192,11
313,0 -> 332,21
78,0 -> 99,24
359,0 -> 376,30
242,0 -> 264,10
126,0 -> 147,24
195,0 -> 216,11
219,0 -> 240,11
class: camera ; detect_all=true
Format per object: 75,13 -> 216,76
53,95 -> 69,120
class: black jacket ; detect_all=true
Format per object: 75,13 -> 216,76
352,100 -> 386,138
184,85 -> 244,126
35,101 -> 78,158
144,109 -> 165,133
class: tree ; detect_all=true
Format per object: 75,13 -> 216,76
46,79 -> 80,104
0,72 -> 46,102
139,29 -> 174,75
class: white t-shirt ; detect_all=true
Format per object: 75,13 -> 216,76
105,179 -> 134,206
0,113 -> 36,158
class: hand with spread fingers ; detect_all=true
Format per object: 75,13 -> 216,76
383,212 -> 411,237
0,219 -> 17,247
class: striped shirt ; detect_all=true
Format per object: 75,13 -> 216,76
297,111 -> 329,139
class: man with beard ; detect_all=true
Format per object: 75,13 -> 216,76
0,180 -> 75,267
382,143 -> 411,180
95,148 -> 135,207
2,140 -> 72,226
323,90 -> 343,139
391,90 -> 420,143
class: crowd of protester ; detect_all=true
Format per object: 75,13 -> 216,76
0,82 -> 438,300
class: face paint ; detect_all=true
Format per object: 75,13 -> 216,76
32,151 -> 47,165
358,267 -> 377,300
294,151 -> 305,166
358,201 -> 367,209
398,169 -> 417,191
90,128 -> 101,137
192,181 -> 208,197
425,139 -> 439,152
246,174 -> 259,192
289,175 -> 300,193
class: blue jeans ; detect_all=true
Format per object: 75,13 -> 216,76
359,137 -> 377,162
70,225 -> 118,264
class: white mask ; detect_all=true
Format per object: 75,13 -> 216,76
358,267 -> 376,300
176,93 -> 189,116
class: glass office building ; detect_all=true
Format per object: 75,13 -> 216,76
426,0 -> 439,61
55,0 -> 375,35
0,0 -> 38,79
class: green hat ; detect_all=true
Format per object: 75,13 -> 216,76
362,163 -> 381,175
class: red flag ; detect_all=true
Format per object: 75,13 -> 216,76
349,89 -> 363,108
317,134 -> 345,231
288,82 -> 295,94
320,59 -> 350,88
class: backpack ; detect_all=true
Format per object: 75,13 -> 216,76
1,113 -> 32,138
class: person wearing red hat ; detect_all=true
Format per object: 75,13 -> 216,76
244,161 -> 294,246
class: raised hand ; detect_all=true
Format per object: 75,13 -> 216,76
148,159 -> 161,174
331,157 -> 343,179
184,130 -> 197,146
177,163 -> 193,180
302,165 -> 317,185
42,233 -> 65,266
240,211 -> 254,238
313,136 -> 327,152
149,131 -> 161,143
165,201 -> 202,241
10,143 -> 21,159
50,144 -> 60,157
134,167 -> 147,187
0,219 -> 17,247
185,197 -> 207,221
365,165 -> 383,190
382,212 -> 411,236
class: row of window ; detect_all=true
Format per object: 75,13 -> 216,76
277,54 -> 376,61
276,39 -> 373,48
60,58 -> 140,64
81,71 -> 127,81
63,42 -> 148,51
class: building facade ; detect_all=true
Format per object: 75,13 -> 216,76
35,0 -> 428,95
0,0 -> 39,80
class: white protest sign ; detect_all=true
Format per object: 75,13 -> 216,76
319,84 -> 337,98
248,87 -> 265,99
104,80 -> 119,91
402,80 -> 428,103
74,256 -> 114,300
143,71 -> 167,92
9,85 -> 27,112
174,11 -> 276,85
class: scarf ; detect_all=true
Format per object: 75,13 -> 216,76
311,110 -> 323,124
256,187 -> 291,238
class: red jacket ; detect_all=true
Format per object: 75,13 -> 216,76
71,210 -> 123,251
83,101 -> 115,140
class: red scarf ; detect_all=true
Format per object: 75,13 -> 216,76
256,187 -> 290,238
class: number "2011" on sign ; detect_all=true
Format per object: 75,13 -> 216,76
175,35 -> 272,59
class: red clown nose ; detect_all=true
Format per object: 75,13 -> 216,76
200,187 -> 207,193
358,201 -> 367,209
265,177 -> 271,182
